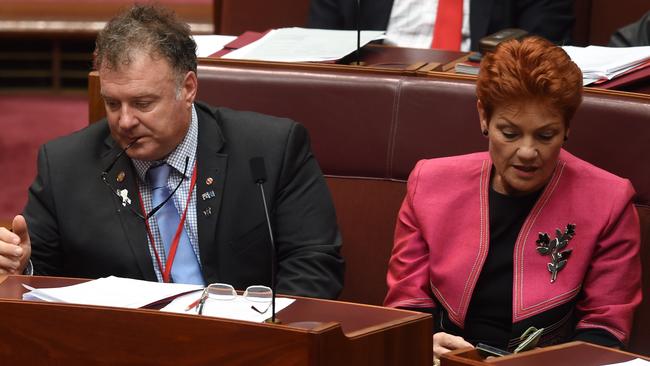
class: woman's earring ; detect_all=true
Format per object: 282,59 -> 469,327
482,130 -> 488,136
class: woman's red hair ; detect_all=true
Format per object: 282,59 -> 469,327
476,36 -> 582,125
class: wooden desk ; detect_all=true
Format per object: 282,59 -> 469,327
0,275 -> 432,365
441,341 -> 650,366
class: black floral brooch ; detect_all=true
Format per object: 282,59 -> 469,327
535,224 -> 575,283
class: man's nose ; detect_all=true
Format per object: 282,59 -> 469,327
117,105 -> 138,129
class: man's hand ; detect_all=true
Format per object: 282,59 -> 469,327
0,215 -> 31,274
433,332 -> 473,358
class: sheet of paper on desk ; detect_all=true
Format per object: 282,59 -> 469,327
601,359 -> 650,365
193,35 -> 237,57
22,276 -> 202,308
161,291 -> 295,323
222,27 -> 385,62
562,45 -> 650,85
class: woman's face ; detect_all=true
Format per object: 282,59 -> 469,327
478,100 -> 568,196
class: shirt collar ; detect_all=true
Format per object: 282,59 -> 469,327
131,104 -> 198,182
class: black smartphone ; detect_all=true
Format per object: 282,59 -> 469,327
476,343 -> 512,358
479,28 -> 529,54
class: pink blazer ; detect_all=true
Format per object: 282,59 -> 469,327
384,149 -> 642,344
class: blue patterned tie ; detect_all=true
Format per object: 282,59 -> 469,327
147,163 -> 204,285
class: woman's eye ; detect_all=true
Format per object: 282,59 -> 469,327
501,131 -> 518,139
538,132 -> 556,141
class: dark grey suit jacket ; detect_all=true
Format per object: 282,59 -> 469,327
308,0 -> 574,51
25,102 -> 344,299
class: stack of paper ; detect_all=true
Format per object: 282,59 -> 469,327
222,27 -> 385,62
562,45 -> 650,85
193,35 -> 237,57
22,276 -> 202,308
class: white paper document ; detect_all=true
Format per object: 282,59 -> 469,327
192,35 -> 237,57
161,291 -> 295,323
562,45 -> 650,85
222,27 -> 385,62
601,359 -> 650,366
22,276 -> 202,308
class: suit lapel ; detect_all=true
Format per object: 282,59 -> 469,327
100,136 -> 157,281
194,103 -> 227,281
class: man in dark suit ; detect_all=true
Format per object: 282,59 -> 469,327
0,5 -> 344,299
308,0 -> 574,51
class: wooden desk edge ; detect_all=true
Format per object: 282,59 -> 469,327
441,341 -> 650,366
0,275 -> 429,339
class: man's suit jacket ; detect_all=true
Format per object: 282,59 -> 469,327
25,102 -> 344,299
308,0 -> 574,51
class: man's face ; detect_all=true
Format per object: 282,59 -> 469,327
479,100 -> 568,196
99,51 -> 197,161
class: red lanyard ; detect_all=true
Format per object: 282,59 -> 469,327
138,162 -> 198,283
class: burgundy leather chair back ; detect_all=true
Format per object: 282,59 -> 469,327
192,61 -> 650,353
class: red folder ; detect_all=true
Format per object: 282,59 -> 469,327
208,30 -> 270,58
592,60 -> 650,90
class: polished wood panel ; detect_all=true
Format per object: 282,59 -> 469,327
0,275 -> 432,365
0,1 -> 213,36
441,341 -> 650,366
88,70 -> 104,123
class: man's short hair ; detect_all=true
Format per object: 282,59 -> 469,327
94,4 -> 197,80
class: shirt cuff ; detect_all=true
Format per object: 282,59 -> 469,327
22,259 -> 33,275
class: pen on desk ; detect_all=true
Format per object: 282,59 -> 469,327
185,298 -> 201,311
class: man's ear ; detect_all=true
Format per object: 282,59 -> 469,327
181,71 -> 198,107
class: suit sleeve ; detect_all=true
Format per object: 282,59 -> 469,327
23,144 -> 64,276
308,0 -> 345,29
609,11 -> 650,47
384,160 -> 436,309
574,180 -> 642,345
272,122 -> 345,299
516,0 -> 574,45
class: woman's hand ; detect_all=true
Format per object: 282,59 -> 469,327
433,332 -> 473,359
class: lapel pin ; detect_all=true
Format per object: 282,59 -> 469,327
201,190 -> 216,201
206,177 -> 214,185
116,171 -> 126,182
117,189 -> 132,207
536,223 -> 575,283
203,207 -> 212,217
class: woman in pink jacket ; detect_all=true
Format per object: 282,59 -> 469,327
384,36 -> 642,359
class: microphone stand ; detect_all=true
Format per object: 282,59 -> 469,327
257,181 -> 278,324
249,157 -> 279,324
354,0 -> 362,65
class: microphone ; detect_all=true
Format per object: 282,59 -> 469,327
354,0 -> 361,65
249,157 -> 279,323
101,138 -> 140,178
